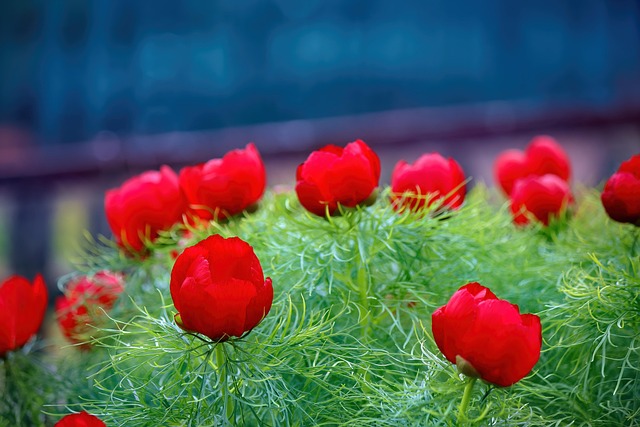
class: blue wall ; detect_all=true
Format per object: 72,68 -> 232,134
1,0 -> 639,144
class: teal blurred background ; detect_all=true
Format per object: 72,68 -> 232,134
1,0 -> 640,141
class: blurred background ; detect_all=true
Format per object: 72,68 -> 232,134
0,0 -> 639,295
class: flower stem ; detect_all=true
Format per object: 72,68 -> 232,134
190,350 -> 212,427
216,344 -> 234,423
631,229 -> 639,257
357,265 -> 370,340
0,358 -> 5,399
457,377 -> 477,422
354,234 -> 373,392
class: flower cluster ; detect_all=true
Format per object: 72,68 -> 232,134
296,140 -> 467,216
105,143 -> 266,254
99,136 -> 560,360
494,136 -> 573,226
5,134 -> 635,426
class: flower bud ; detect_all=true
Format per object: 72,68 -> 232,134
170,235 -> 273,341
295,140 -> 380,216
432,283 -> 541,387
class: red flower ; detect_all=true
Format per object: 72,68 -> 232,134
494,149 -> 528,197
170,235 -> 273,341
432,283 -> 541,387
0,274 -> 48,357
510,174 -> 573,226
179,143 -> 266,222
55,411 -> 106,427
495,136 -> 571,195
295,140 -> 381,216
105,166 -> 187,253
525,136 -> 571,180
391,153 -> 466,212
601,154 -> 640,225
56,271 -> 125,345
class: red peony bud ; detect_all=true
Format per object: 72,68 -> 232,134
494,149 -> 528,197
432,283 -> 541,387
105,166 -> 187,253
525,136 -> 571,181
179,143 -> 266,222
494,135 -> 571,196
170,235 -> 273,342
0,274 -> 48,357
390,153 -> 466,212
55,271 -> 125,346
601,154 -> 640,226
55,411 -> 106,427
295,139 -> 381,216
510,174 -> 574,226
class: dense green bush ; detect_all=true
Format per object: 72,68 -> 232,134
2,186 -> 638,426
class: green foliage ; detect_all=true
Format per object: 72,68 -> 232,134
4,186 -> 638,425
0,349 -> 56,427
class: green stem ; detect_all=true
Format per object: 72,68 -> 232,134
357,265 -> 370,340
0,358 -> 5,400
354,235 -> 373,392
457,377 -> 477,422
190,350 -> 212,427
216,344 -> 234,423
631,229 -> 639,257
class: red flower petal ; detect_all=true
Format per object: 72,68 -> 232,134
55,411 -> 106,427
243,277 -> 274,334
432,288 -> 479,364
494,149 -> 528,196
617,154 -> 640,178
458,282 -> 497,301
525,135 -> 571,182
323,148 -> 378,208
350,139 -> 381,182
390,160 -> 409,185
178,277 -> 258,340
295,178 -> 337,216
170,247 -> 211,313
318,144 -> 344,156
464,303 -> 541,386
199,235 -> 264,284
